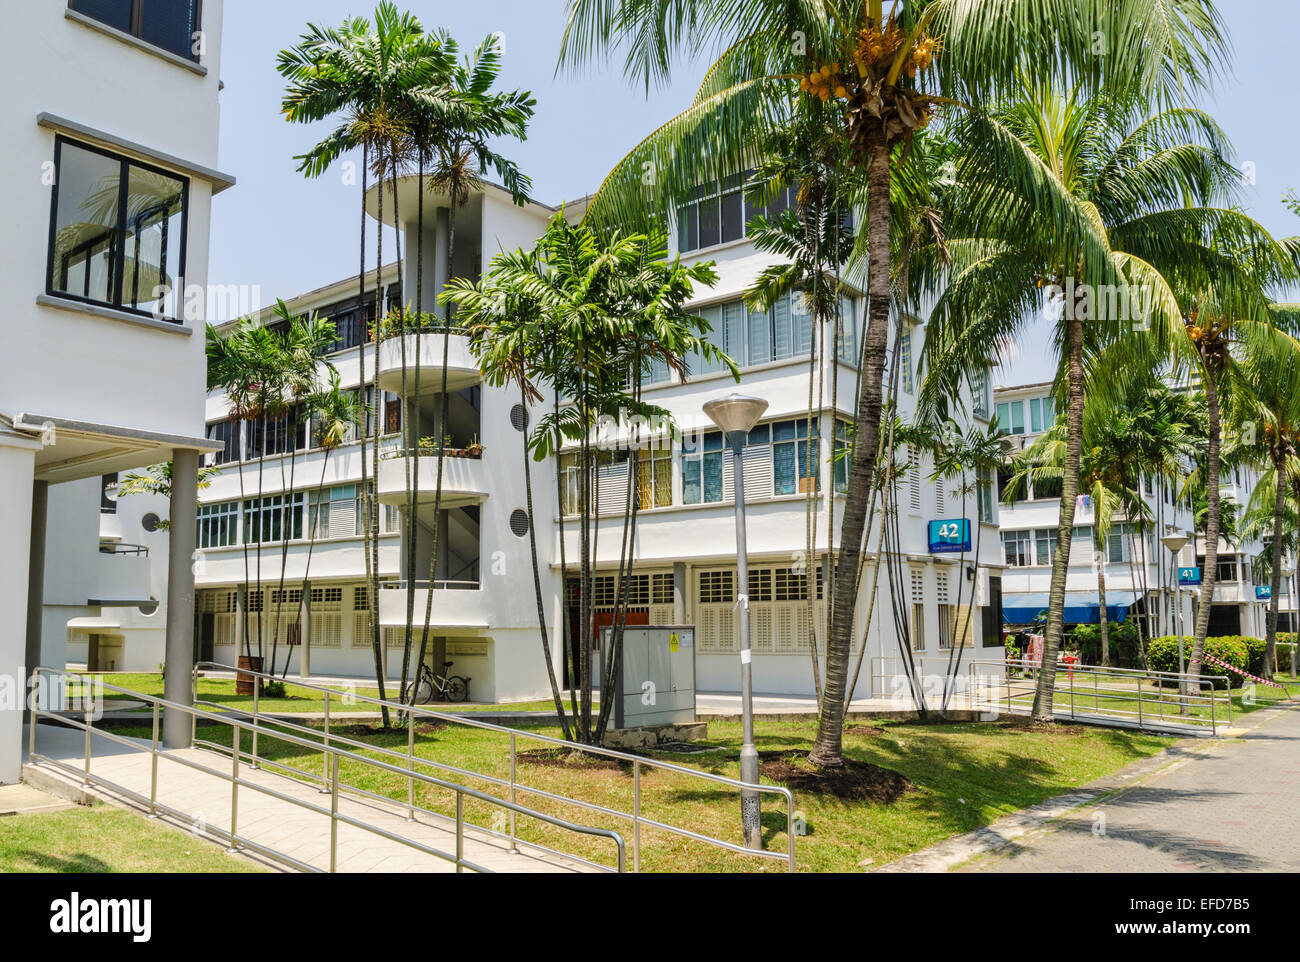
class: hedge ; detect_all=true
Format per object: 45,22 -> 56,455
1148,636 -> 1249,688
1069,621 -> 1142,668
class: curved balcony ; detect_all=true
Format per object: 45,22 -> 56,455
378,580 -> 489,634
376,331 -> 480,395
377,450 -> 490,508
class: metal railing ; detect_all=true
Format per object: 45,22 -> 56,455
194,659 -> 797,872
28,666 -> 625,874
99,542 -> 149,556
869,655 -> 1233,735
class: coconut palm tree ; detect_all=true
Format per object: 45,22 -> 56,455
1230,331 -> 1300,677
559,0 -> 1231,765
921,81 -> 1285,722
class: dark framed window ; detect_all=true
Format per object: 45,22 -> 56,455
206,420 -> 240,465
46,136 -> 189,321
69,0 -> 203,63
982,576 -> 1004,647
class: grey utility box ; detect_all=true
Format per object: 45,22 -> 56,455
604,625 -> 697,730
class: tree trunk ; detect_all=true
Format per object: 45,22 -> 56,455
1097,536 -> 1110,667
810,137 -> 890,768
1265,452 -> 1286,680
1190,359 -> 1221,677
1031,310 -> 1084,722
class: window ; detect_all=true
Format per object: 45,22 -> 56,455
982,576 -> 1004,648
196,500 -> 239,548
1003,530 -> 1032,567
698,570 -> 735,604
995,400 -> 1026,435
685,291 -> 846,378
1029,396 -> 1055,433
1216,558 -> 1238,583
772,419 -> 818,496
47,137 -> 188,319
1035,529 -> 1058,566
970,369 -> 991,420
899,327 -> 914,394
977,469 -> 994,523
70,0 -> 203,62
308,485 -> 357,540
636,447 -> 674,509
364,388 -> 402,437
243,494 -> 305,544
1031,475 -> 1062,502
834,421 -> 850,494
206,420 -> 240,465
247,407 -> 307,459
682,431 -> 725,504
100,473 -> 119,514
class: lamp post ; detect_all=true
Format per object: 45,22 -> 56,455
1284,563 -> 1297,678
1161,532 -> 1190,714
704,392 -> 769,851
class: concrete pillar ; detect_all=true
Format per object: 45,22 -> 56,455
672,562 -> 687,624
163,449 -> 199,748
25,481 -> 48,681
0,441 -> 37,783
300,580 -> 311,678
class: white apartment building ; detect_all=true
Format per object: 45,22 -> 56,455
993,381 -> 1274,644
1,0 -> 232,782
167,168 -> 1005,704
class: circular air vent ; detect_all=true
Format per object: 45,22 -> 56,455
138,598 -> 160,617
510,404 -> 529,432
509,509 -> 531,538
142,512 -> 162,533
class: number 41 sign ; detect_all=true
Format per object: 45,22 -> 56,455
928,519 -> 971,554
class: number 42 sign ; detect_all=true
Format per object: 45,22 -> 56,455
928,519 -> 971,554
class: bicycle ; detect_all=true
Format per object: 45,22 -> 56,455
404,661 -> 470,704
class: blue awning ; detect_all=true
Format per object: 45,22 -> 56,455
1002,591 -> 1140,625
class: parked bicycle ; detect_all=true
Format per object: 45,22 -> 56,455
404,661 -> 469,704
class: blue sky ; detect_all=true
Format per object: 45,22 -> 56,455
211,0 -> 1299,382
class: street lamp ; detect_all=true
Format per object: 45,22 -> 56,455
703,392 -> 769,851
1161,532 -> 1190,713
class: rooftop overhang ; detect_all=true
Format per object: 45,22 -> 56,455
8,414 -> 221,484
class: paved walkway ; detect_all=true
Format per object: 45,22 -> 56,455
22,723 -> 601,874
954,704 -> 1300,873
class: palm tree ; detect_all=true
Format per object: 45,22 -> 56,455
292,372 -> 364,679
207,318 -> 285,667
1231,330 -> 1300,678
279,2 -> 454,724
407,34 -> 535,707
558,0 -> 1230,764
117,461 -> 219,527
445,213 -> 731,743
923,84 -> 1275,722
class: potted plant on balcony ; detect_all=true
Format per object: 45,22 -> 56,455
466,439 -> 485,458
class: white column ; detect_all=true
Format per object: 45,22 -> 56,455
0,440 -> 38,783
163,449 -> 199,748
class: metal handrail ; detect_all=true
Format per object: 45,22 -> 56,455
196,659 -> 797,872
29,667 -> 625,874
869,655 -> 1233,734
99,542 -> 149,556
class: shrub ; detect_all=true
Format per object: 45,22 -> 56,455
1243,636 -> 1267,677
1148,636 -> 1249,688
1071,620 -> 1142,668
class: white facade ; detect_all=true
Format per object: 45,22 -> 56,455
0,1 -> 231,782
993,381 -> 1272,645
163,172 -> 1004,705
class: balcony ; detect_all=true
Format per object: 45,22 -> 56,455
376,331 -> 480,396
376,450 -> 490,508
88,545 -> 152,606
378,581 -> 489,633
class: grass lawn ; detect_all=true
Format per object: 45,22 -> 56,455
114,714 -> 1171,873
0,807 -> 265,873
71,671 -> 585,717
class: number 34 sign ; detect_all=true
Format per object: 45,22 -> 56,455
928,519 -> 971,554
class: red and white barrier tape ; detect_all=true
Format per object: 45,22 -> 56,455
1201,652 -> 1287,690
